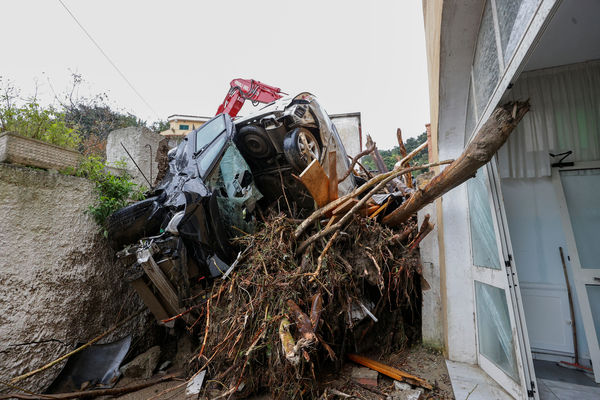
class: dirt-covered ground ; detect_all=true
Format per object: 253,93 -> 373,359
112,344 -> 454,400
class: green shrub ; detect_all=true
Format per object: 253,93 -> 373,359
70,156 -> 147,234
0,101 -> 81,149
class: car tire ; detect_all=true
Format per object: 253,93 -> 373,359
283,127 -> 321,172
106,196 -> 164,248
236,125 -> 276,159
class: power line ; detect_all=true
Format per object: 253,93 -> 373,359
56,0 -> 159,118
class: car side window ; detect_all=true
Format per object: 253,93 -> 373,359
195,115 -> 226,153
198,134 -> 228,178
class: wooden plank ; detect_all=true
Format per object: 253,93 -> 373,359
325,215 -> 340,230
396,128 -> 413,188
369,198 -> 390,219
130,278 -> 173,327
347,353 -> 433,390
156,258 -> 176,280
358,204 -> 377,217
299,159 -> 330,207
367,205 -> 379,214
138,249 -> 180,316
328,150 -> 338,202
332,198 -> 358,216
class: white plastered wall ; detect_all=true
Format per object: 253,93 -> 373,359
434,0 -> 486,364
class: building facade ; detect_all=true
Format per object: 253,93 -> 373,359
160,114 -> 211,143
422,1 -> 600,398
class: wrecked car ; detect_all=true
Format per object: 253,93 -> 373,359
108,93 -> 355,281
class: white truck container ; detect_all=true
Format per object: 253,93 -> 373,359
329,112 -> 362,158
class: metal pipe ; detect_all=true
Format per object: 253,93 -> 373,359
120,142 -> 151,187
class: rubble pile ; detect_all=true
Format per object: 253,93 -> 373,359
185,212 -> 423,398
0,98 -> 528,399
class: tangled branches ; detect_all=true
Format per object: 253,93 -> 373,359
186,213 -> 423,398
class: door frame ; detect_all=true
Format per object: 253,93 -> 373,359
552,160 -> 600,383
468,160 -> 539,399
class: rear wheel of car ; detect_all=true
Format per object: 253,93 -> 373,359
106,196 -> 164,248
236,125 -> 276,160
283,127 -> 321,172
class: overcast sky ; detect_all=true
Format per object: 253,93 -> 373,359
2,0 -> 430,150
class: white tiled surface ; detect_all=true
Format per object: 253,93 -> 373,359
446,359 -> 600,400
445,360 -> 512,400
538,378 -> 600,400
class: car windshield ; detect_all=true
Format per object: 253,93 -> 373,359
196,115 -> 226,153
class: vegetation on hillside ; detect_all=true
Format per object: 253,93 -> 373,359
1,75 -> 150,230
0,74 -> 167,156
67,156 -> 146,234
0,81 -> 81,149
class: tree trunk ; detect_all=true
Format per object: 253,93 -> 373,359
382,101 -> 529,227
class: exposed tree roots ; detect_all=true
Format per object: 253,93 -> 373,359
186,213 -> 423,399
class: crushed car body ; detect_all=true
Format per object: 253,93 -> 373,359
108,93 -> 356,296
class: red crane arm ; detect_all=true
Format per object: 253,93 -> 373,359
216,78 -> 284,118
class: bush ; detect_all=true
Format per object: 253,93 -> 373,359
0,101 -> 81,149
69,156 -> 147,234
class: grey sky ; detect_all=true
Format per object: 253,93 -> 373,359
2,0 -> 430,149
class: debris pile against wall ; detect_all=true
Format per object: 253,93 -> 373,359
183,213 -> 426,398
0,102 -> 528,399
0,164 -> 148,394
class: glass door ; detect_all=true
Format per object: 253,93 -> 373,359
553,162 -> 600,383
467,161 -> 538,399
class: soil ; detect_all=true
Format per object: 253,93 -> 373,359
111,343 -> 454,399
383,344 -> 454,399
320,344 -> 454,400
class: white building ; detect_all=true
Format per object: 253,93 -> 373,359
421,1 -> 600,398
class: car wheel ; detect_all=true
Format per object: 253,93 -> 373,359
106,196 -> 165,248
236,125 -> 276,159
283,127 -> 321,172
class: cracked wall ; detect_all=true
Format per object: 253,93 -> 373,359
0,164 -> 149,394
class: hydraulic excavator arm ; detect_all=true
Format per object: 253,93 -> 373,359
216,78 -> 284,118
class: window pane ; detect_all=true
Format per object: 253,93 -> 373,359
196,115 -> 226,153
179,124 -> 189,131
585,285 -> 600,351
465,78 -> 477,145
198,134 -> 227,178
206,145 -> 263,237
496,0 -> 540,65
468,168 -> 501,269
472,1 -> 500,117
559,169 -> 600,269
475,281 -> 519,381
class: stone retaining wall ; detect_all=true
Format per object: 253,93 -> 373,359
0,163 -> 150,393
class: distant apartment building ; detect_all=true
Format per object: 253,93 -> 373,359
160,115 -> 211,145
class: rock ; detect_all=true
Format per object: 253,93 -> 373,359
351,366 -> 378,386
174,335 -> 193,370
186,370 -> 206,398
120,346 -> 161,379
387,388 -> 423,400
393,380 -> 412,391
158,360 -> 172,371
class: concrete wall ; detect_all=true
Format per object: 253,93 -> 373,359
418,203 -> 444,348
106,127 -> 165,188
0,164 -> 148,393
422,0 -> 484,363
